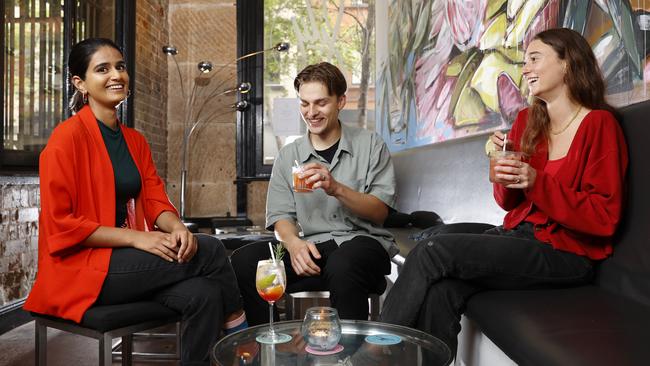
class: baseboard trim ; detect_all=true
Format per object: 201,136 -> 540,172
0,299 -> 31,335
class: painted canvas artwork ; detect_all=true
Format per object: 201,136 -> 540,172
376,0 -> 650,152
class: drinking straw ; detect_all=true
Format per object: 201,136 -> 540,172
268,242 -> 276,262
294,159 -> 300,169
502,133 -> 507,152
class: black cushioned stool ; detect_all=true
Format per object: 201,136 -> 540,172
32,301 -> 180,366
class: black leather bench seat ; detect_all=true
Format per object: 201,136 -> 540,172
466,286 -> 650,366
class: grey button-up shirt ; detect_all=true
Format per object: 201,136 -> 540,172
266,122 -> 398,257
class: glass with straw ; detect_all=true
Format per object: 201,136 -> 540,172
488,132 -> 525,183
255,242 -> 292,344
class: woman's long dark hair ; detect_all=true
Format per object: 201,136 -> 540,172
68,38 -> 123,113
521,28 -> 615,155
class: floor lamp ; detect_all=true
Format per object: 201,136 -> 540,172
163,42 -> 289,227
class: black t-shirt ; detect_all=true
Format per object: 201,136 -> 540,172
97,120 -> 142,227
315,139 -> 340,164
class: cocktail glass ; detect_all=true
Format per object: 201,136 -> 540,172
292,166 -> 314,192
255,259 -> 292,344
488,150 -> 525,183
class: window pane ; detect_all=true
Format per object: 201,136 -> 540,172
75,0 -> 115,41
2,0 -> 115,164
3,0 -> 65,152
263,0 -> 375,164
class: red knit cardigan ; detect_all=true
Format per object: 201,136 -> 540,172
495,108 -> 628,260
24,105 -> 177,322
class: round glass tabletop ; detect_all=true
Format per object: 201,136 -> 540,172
212,320 -> 451,366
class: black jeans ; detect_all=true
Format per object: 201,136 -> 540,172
379,223 -> 594,356
94,234 -> 241,366
231,235 -> 391,325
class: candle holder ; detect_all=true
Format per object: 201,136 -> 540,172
301,306 -> 342,353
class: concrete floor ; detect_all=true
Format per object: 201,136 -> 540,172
0,321 -> 179,366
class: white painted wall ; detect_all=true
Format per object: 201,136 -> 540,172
392,134 -> 506,225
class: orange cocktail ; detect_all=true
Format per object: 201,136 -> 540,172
257,284 -> 284,302
292,166 -> 314,192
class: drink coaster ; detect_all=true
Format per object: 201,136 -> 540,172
365,334 -> 402,345
305,344 -> 344,355
255,333 -> 292,345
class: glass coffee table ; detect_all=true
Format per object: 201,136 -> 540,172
212,320 -> 451,365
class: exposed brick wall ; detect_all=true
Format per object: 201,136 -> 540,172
134,0 -> 171,179
0,177 -> 39,307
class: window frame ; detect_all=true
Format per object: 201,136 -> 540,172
236,0 -> 271,180
0,0 -> 135,172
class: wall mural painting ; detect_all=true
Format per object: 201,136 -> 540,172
376,0 -> 650,152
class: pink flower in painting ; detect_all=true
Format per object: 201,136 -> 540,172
446,0 -> 488,51
414,0 -> 487,140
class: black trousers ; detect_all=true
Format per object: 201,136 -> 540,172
379,223 -> 594,356
231,235 -> 391,325
94,234 -> 241,366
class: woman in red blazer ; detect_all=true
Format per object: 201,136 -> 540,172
24,38 -> 246,365
380,28 -> 628,356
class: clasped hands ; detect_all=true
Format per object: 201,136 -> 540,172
131,226 -> 197,263
490,131 -> 537,189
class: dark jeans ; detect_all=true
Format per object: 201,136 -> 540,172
379,223 -> 594,356
94,234 -> 241,366
231,235 -> 391,325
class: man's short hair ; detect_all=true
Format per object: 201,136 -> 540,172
293,62 -> 347,97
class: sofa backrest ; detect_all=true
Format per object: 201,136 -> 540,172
595,100 -> 650,306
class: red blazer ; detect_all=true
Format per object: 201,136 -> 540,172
24,105 -> 177,322
495,109 -> 628,260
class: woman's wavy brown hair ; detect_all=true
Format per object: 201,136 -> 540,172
520,28 -> 615,155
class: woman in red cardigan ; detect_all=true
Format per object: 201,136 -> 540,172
380,28 -> 628,356
24,38 -> 246,365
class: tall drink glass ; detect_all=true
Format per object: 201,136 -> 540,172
255,259 -> 292,344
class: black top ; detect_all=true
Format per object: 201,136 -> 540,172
315,139 -> 340,164
97,120 -> 142,227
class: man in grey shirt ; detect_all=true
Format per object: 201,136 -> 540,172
231,62 -> 397,325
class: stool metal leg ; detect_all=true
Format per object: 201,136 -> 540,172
176,321 -> 182,359
121,334 -> 133,366
111,323 -> 181,361
100,334 -> 113,366
35,320 -> 47,366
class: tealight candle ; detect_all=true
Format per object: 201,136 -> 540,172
301,307 -> 342,351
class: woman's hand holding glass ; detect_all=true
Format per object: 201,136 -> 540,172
488,131 -> 536,189
490,130 -> 509,150
493,157 -> 537,189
